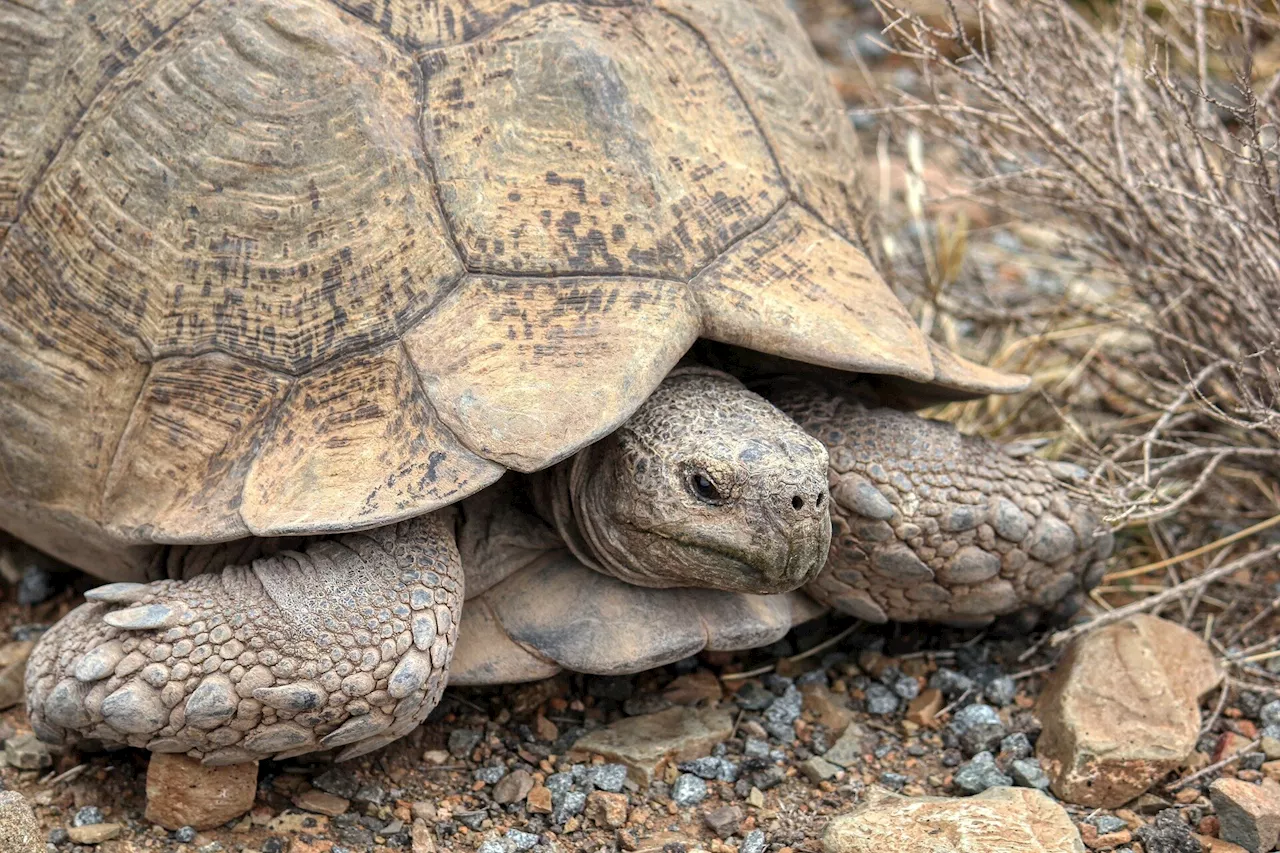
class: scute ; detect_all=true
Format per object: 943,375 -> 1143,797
420,3 -> 786,277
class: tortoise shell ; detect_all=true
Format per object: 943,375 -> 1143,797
0,0 -> 1022,575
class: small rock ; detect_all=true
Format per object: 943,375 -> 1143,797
954,752 -> 1013,795
412,821 -> 436,853
174,826 -> 198,843
679,756 -> 736,782
664,671 -> 722,705
1011,758 -> 1051,791
448,728 -> 482,758
3,733 -> 51,770
865,684 -> 900,716
823,786 -> 1085,852
802,683 -> 854,735
72,806 -> 104,827
1037,615 -> 1221,808
494,768 -> 534,804
1135,809 -> 1204,853
741,829 -> 767,853
534,715 -> 558,742
0,641 -> 33,711
671,774 -> 708,807
293,790 -> 349,817
1001,733 -> 1034,761
1090,815 -> 1129,835
312,769 -> 359,800
586,763 -> 628,792
984,676 -> 1017,707
930,669 -> 975,699
145,753 -> 259,831
584,791 -> 628,829
1261,700 -> 1280,728
17,562 -> 55,606
801,756 -> 841,783
824,724 -> 869,768
1210,778 -> 1280,852
950,704 -> 1007,756
506,829 -> 539,851
906,689 -> 944,727
703,805 -> 743,839
66,824 -> 122,844
527,786 -> 553,814
0,791 -> 41,853
475,765 -> 506,785
572,706 -> 734,786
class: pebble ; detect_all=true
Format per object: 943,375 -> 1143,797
71,806 -> 104,827
800,756 -> 841,782
506,829 -> 539,851
949,704 -> 1007,756
551,790 -> 587,825
448,729 -> 482,758
66,823 -> 122,844
1000,733 -> 1033,760
930,669 -> 975,698
145,753 -> 259,831
764,686 -> 803,740
1135,809 -> 1204,853
493,768 -> 534,804
174,826 -> 198,843
865,684 -> 900,715
879,772 -> 908,791
572,706 -> 734,786
983,676 -> 1017,707
1037,615 -> 1221,808
293,790 -> 350,817
0,791 -> 41,853
586,763 -> 628,792
1011,758 -> 1051,791
312,769 -> 359,800
703,805 -> 743,839
1261,700 -> 1280,729
475,765 -> 506,785
824,787 -> 1084,852
3,734 -> 51,770
953,751 -> 1013,795
679,756 -> 736,782
741,829 -> 767,853
671,773 -> 708,807
1090,815 -> 1130,835
890,674 -> 920,701
584,791 -> 628,829
17,562 -> 55,606
1210,778 -> 1280,852
735,683 -> 775,711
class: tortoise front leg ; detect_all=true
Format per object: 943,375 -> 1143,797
25,514 -> 460,764
768,383 -> 1113,626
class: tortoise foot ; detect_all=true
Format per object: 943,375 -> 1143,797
26,515 -> 460,764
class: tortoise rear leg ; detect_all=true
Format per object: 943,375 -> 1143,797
768,383 -> 1113,626
25,514 -> 460,764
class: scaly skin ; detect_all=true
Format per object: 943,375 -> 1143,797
25,515 -> 461,764
768,381 -> 1113,626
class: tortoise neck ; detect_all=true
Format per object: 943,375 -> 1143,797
530,447 -> 617,578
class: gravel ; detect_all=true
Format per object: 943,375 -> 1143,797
953,752 -> 1013,794
865,683 -> 900,715
671,774 -> 709,807
948,704 -> 1007,756
1134,809 -> 1204,853
586,764 -> 628,792
999,733 -> 1033,760
1010,758 -> 1051,790
71,807 -> 104,827
551,790 -> 586,825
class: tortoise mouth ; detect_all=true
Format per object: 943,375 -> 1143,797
662,514 -> 830,595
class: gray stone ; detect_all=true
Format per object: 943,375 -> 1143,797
448,728 -> 482,758
0,792 -> 41,853
984,676 -> 1017,707
741,829 -> 767,853
1089,815 -> 1129,835
552,790 -> 587,826
953,751 -> 1012,795
475,765 -> 505,785
824,725 -> 867,769
1262,700 -> 1280,728
949,704 -> 1006,756
1000,733 -> 1033,760
1133,809 -> 1204,853
506,829 -> 539,851
3,734 -> 51,770
72,806 -> 104,827
929,668 -> 974,698
1011,759 -> 1051,791
800,756 -> 841,782
865,684 -> 899,716
671,774 -> 708,807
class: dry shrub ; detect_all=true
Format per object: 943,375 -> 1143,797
872,0 -> 1280,524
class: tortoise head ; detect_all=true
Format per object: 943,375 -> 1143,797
553,368 -> 832,594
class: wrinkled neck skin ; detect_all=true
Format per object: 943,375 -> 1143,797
530,369 -> 833,595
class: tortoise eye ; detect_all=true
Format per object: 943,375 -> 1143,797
688,472 -> 723,503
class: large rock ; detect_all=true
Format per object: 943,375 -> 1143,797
822,787 -> 1085,853
0,641 -> 34,711
145,753 -> 259,830
0,791 -> 42,853
1036,615 -> 1221,808
572,706 -> 734,786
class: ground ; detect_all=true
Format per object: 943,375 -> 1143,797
4,1 -> 1280,852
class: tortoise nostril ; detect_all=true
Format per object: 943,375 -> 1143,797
792,495 -> 804,510
815,494 -> 825,509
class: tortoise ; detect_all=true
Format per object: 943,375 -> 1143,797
0,0 -> 1113,765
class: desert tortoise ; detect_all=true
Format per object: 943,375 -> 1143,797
0,0 -> 1111,764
